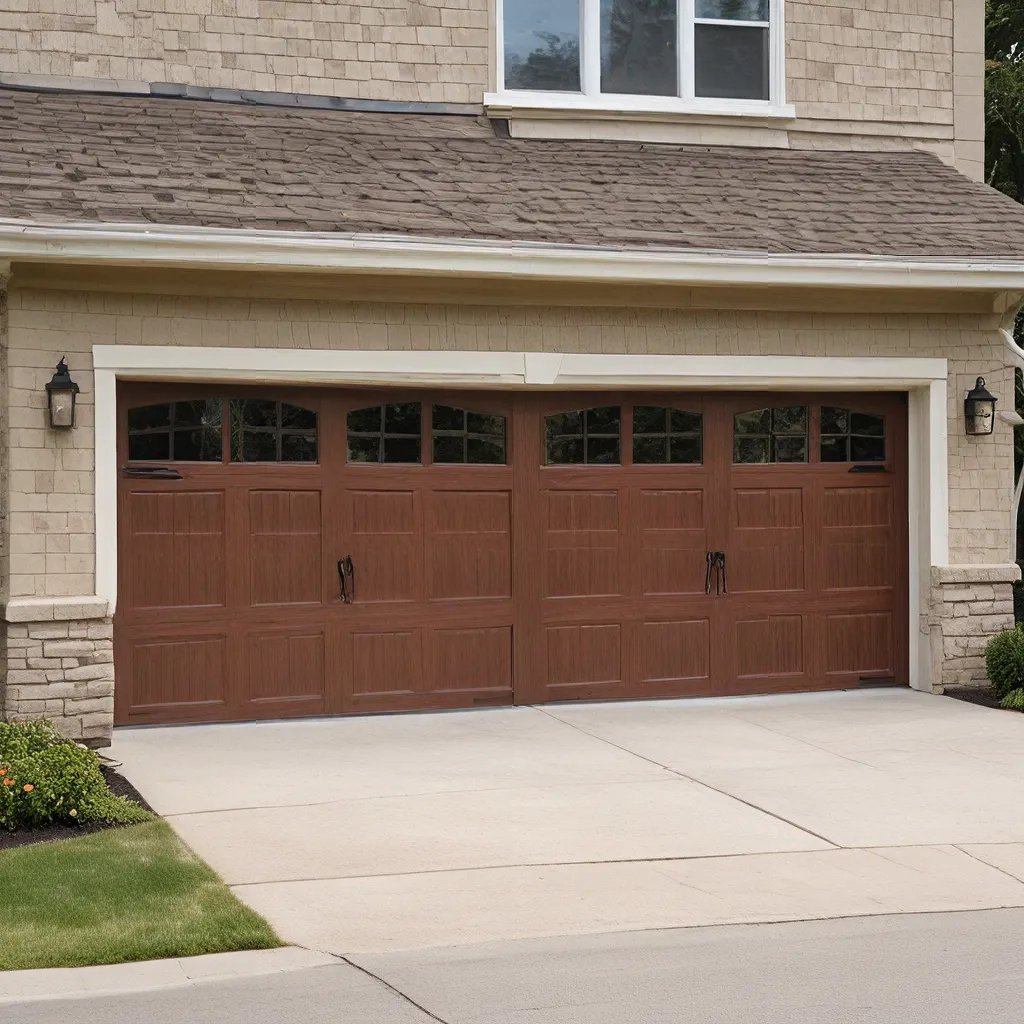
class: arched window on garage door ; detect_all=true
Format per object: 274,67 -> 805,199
545,406 -> 621,464
229,399 -> 317,462
432,405 -> 506,464
819,407 -> 886,463
126,399 -> 223,462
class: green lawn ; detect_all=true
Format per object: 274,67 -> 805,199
0,820 -> 282,971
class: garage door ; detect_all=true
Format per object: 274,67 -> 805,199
114,385 -> 907,725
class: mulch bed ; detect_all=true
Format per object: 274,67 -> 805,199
0,765 -> 154,852
944,686 -> 1007,711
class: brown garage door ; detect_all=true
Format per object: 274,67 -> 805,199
114,385 -> 907,725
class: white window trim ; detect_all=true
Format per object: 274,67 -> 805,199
488,0 -> 793,120
94,345 -> 946,693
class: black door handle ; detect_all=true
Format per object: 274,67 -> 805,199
705,551 -> 727,595
338,555 -> 355,603
343,555 -> 355,602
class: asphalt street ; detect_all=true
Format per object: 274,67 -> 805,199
9,907 -> 1024,1023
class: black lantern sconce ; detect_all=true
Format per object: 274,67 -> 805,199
964,377 -> 997,436
45,358 -> 80,430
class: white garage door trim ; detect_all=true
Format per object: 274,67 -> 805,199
93,345 -> 949,693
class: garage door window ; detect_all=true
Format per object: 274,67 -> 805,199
432,405 -> 507,464
821,407 -> 886,463
127,400 -> 222,462
347,403 -> 422,464
546,407 -> 621,464
633,406 -> 702,464
734,406 -> 807,464
230,399 -> 317,463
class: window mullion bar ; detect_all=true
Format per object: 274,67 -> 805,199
580,0 -> 600,97
680,0 -> 695,101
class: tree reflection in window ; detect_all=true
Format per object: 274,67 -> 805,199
127,400 -> 222,462
230,400 -> 317,462
821,408 -> 886,463
632,406 -> 702,464
432,406 -> 506,464
734,406 -> 808,463
546,407 -> 621,464
347,403 -> 422,463
504,0 -> 580,90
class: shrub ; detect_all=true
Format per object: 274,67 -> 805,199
0,720 -> 151,831
1001,688 -> 1024,711
985,625 -> 1024,699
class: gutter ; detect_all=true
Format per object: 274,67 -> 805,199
3,219 -> 1024,291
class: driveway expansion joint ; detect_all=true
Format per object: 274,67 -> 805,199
535,706 -> 842,849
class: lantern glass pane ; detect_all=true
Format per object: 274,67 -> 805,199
49,390 -> 75,428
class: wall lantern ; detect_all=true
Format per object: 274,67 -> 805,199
45,358 -> 80,430
964,376 -> 997,436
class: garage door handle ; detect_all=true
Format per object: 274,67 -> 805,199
705,551 -> 727,595
122,466 -> 183,480
338,555 -> 355,603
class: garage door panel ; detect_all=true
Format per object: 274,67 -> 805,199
639,489 -> 708,596
350,629 -> 421,697
126,633 -> 227,714
734,614 -> 805,679
826,612 -> 895,677
545,623 -> 623,694
431,626 -> 513,695
544,490 -> 623,599
125,490 -> 226,610
349,490 -> 418,603
428,490 -> 511,601
249,490 -> 322,607
821,486 -> 896,592
729,488 -> 805,594
640,619 -> 711,689
245,629 -> 324,708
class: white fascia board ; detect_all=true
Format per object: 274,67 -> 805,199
3,219 -> 1024,291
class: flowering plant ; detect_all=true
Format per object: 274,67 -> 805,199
0,720 -> 150,831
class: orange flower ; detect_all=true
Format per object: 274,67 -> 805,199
22,784 -> 33,793
0,767 -> 6,775
2,778 -> 14,786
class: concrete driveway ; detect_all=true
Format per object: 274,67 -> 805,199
110,690 -> 1024,954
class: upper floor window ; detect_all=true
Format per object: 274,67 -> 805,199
499,0 -> 778,110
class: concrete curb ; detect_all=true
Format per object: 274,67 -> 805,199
0,946 -> 337,1004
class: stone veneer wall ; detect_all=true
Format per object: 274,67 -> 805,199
931,565 -> 1022,691
1,598 -> 114,747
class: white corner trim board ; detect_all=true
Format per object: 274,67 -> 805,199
93,345 -> 949,692
5,218 -> 1024,291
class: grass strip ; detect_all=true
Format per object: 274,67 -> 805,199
0,819 -> 281,971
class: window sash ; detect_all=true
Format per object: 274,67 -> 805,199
497,0 -> 782,108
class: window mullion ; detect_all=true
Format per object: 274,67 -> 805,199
580,0 -> 600,97
680,0 -> 695,101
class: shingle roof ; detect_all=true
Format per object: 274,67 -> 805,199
2,87 -> 1024,259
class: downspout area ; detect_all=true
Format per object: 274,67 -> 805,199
999,327 -> 1024,567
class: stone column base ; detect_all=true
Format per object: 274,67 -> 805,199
1,596 -> 113,748
931,564 -> 1021,692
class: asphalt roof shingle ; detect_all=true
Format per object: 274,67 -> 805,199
2,88 -> 1024,259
